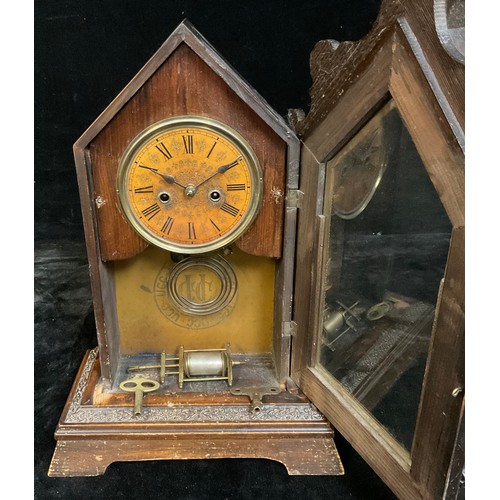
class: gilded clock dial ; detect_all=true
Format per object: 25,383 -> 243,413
117,117 -> 263,253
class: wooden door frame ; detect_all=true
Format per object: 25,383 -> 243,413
292,24 -> 464,500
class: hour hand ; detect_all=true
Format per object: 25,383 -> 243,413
139,165 -> 186,189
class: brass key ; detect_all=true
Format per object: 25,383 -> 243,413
119,377 -> 160,415
230,386 -> 281,413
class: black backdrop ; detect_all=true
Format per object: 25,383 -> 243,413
34,1 -> 398,498
35,0 -> 383,239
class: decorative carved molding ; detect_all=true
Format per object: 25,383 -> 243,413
294,0 -> 464,142
65,348 -> 325,424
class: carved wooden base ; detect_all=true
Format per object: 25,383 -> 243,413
49,349 -> 344,477
49,435 -> 342,477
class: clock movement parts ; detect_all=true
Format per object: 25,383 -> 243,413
322,300 -> 363,349
322,297 -> 402,350
120,343 -> 284,415
126,343 -> 239,388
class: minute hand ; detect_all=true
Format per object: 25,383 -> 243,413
194,157 -> 242,189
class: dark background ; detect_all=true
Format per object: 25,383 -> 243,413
34,1 -> 400,498
35,0 -> 382,239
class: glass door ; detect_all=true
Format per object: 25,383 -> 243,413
318,100 -> 452,451
291,10 -> 464,500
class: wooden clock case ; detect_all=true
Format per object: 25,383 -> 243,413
48,19 -> 343,477
50,1 -> 464,498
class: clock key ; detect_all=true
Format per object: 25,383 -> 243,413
119,377 -> 160,415
230,386 -> 281,413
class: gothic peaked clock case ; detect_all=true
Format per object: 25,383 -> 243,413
49,1 -> 464,498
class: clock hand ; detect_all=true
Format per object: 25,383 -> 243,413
193,156 -> 242,190
139,164 -> 187,189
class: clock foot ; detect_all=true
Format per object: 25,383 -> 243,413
48,441 -> 112,477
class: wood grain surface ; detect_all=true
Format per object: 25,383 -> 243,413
88,42 -> 286,261
291,0 -> 464,498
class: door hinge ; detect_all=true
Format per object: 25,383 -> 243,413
286,189 -> 304,209
282,320 -> 298,338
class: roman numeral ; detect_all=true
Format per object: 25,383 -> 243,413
161,216 -> 174,234
206,141 -> 217,158
183,135 -> 194,154
220,202 -> 239,217
155,142 -> 173,160
134,185 -> 154,194
210,218 -> 221,232
141,203 -> 161,220
226,183 -> 246,191
188,222 -> 197,240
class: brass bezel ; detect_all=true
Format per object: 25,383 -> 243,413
117,116 -> 263,254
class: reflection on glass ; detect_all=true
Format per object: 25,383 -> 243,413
319,100 -> 452,451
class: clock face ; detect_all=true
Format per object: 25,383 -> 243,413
117,116 -> 263,253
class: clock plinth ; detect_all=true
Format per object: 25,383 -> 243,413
49,349 -> 343,477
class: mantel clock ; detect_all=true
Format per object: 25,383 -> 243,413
50,2 -> 464,498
